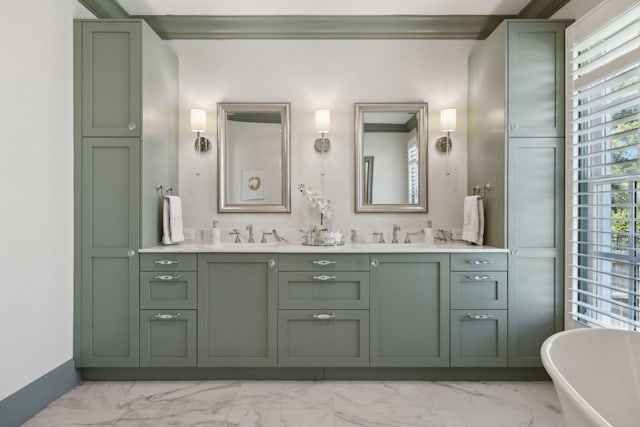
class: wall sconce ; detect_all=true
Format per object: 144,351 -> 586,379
191,108 -> 211,152
436,108 -> 456,176
435,108 -> 456,152
314,109 -> 331,153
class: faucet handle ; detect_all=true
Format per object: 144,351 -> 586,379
404,231 -> 422,244
229,229 -> 241,243
373,232 -> 385,244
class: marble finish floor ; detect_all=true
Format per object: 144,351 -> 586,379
24,380 -> 564,426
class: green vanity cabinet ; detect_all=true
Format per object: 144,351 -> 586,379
468,20 -> 567,369
74,19 -> 178,367
198,254 -> 278,367
370,253 -> 449,367
450,253 -> 508,367
278,254 -> 370,366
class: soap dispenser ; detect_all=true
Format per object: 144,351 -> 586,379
211,220 -> 221,245
424,220 -> 434,245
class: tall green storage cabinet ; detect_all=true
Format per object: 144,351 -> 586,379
467,20 -> 568,367
74,20 -> 178,367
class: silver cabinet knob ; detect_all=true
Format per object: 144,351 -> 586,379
128,122 -> 137,131
126,249 -> 136,257
268,259 -> 276,268
370,259 -> 379,267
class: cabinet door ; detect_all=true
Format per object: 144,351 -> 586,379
370,254 -> 449,367
278,310 -> 369,367
507,22 -> 565,138
451,310 -> 507,367
140,310 -> 197,367
81,21 -> 141,137
198,254 -> 277,366
508,138 -> 564,367
81,138 -> 139,367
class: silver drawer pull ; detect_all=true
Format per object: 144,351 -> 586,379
154,259 -> 181,265
154,313 -> 181,320
154,274 -> 181,280
466,259 -> 493,265
312,260 -> 336,266
312,313 -> 336,320
312,275 -> 336,281
465,274 -> 492,281
465,313 -> 494,320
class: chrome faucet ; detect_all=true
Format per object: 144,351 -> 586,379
229,229 -> 241,243
246,224 -> 254,243
392,224 -> 401,243
404,230 -> 423,244
373,232 -> 385,244
261,231 -> 273,243
272,229 -> 288,243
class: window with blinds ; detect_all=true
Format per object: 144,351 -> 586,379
407,143 -> 419,204
569,2 -> 640,329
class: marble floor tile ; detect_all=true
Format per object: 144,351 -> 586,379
23,380 -> 564,427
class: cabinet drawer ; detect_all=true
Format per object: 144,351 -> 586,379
450,310 -> 507,367
450,253 -> 507,271
450,272 -> 507,309
279,254 -> 369,272
140,272 -> 197,309
140,310 -> 197,367
278,310 -> 369,367
140,253 -> 197,271
278,272 -> 369,309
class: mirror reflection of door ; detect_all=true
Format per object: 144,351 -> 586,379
362,112 -> 418,205
363,156 -> 374,204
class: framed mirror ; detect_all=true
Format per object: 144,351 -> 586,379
355,102 -> 428,212
218,102 -> 291,212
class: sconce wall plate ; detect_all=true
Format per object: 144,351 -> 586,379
435,135 -> 452,152
314,136 -> 331,153
195,134 -> 211,152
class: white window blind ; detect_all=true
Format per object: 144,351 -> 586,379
407,143 -> 419,204
569,1 -> 640,329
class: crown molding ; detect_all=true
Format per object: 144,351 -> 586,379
518,0 -> 571,18
76,0 -> 569,39
135,15 -> 514,40
77,0 -> 129,19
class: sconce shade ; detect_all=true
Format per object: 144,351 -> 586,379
191,108 -> 207,132
440,108 -> 457,132
315,109 -> 331,133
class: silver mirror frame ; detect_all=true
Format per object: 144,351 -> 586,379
355,102 -> 428,213
218,102 -> 291,213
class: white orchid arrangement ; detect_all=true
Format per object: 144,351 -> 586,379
298,183 -> 333,225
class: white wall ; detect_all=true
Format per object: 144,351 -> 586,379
0,0 -> 93,401
173,39 -> 472,235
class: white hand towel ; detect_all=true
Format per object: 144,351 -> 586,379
462,195 -> 484,245
162,198 -> 173,245
162,196 -> 184,245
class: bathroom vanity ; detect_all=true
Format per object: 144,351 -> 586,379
73,243 -> 548,380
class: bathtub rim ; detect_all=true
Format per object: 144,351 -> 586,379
541,328 -> 616,427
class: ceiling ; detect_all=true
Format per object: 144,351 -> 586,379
78,0 -> 571,39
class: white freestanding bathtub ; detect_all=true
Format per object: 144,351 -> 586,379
541,328 -> 640,427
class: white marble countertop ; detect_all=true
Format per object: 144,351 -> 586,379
139,241 -> 508,254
